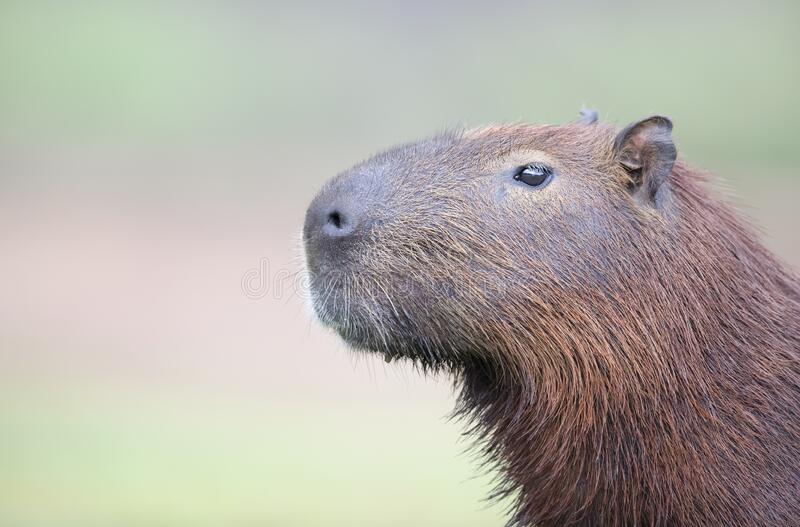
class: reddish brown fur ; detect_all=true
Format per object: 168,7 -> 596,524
303,118 -> 800,526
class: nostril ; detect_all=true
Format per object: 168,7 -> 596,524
322,207 -> 355,238
327,210 -> 344,230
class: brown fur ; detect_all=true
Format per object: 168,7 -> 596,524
303,117 -> 800,526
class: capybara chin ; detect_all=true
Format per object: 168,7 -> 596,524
302,111 -> 800,526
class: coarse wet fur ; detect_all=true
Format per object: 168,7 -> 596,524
302,113 -> 800,526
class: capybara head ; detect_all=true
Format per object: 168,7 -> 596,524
304,113 -> 677,371
302,111 -> 800,526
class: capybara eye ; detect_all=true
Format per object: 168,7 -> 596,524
514,164 -> 552,188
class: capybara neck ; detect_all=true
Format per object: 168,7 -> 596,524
456,162 -> 800,526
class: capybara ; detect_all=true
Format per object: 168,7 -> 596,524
302,111 -> 800,526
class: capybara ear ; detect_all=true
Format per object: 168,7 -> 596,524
613,116 -> 677,204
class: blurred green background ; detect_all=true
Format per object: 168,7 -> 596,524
1,1 -> 798,526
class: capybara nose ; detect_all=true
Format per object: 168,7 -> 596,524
304,187 -> 366,265
322,206 -> 355,238
306,199 -> 359,241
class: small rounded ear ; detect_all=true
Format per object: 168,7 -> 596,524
613,116 -> 676,205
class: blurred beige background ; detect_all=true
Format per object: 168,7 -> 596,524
1,1 -> 798,526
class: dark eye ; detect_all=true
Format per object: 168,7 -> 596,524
513,163 -> 552,188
